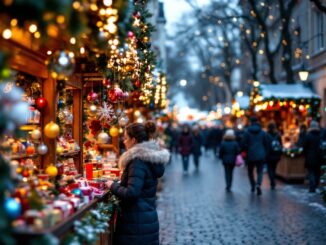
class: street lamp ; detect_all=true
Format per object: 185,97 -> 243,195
180,79 -> 187,87
298,63 -> 309,81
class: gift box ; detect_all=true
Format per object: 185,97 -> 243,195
80,187 -> 93,202
53,200 -> 73,218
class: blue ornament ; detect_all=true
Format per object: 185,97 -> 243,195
4,198 -> 21,219
72,188 -> 83,197
58,99 -> 65,108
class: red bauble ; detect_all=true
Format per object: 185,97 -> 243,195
35,97 -> 47,110
103,78 -> 112,87
133,12 -> 141,19
87,92 -> 98,102
121,92 -> 129,101
108,87 -> 123,103
134,80 -> 141,88
128,31 -> 135,38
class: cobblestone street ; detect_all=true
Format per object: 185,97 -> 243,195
157,152 -> 326,245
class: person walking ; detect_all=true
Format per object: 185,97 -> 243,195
266,122 -> 283,190
242,117 -> 269,195
192,126 -> 203,170
296,124 -> 307,148
303,121 -> 323,193
178,124 -> 193,174
219,129 -> 240,192
106,122 -> 170,245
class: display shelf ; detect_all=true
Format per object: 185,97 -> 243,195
11,153 -> 39,160
13,191 -> 111,239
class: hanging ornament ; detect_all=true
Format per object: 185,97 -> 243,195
134,80 -> 141,88
37,143 -> 48,155
35,97 -> 47,110
57,80 -> 66,91
98,131 -> 110,144
48,50 -> 75,79
103,78 -> 112,87
4,198 -> 21,219
57,98 -> 66,108
128,31 -> 135,38
56,145 -> 64,154
88,104 -> 97,117
26,146 -> 35,155
45,164 -> 58,177
71,188 -> 83,198
31,129 -> 42,140
131,91 -> 141,102
44,121 -> 60,139
97,102 -> 115,121
108,87 -> 123,103
109,126 -> 119,137
87,92 -> 98,102
133,12 -> 141,19
118,116 -> 129,127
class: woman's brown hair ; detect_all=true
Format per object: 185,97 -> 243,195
126,121 -> 157,143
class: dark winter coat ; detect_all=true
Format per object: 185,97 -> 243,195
192,133 -> 203,156
303,128 -> 322,168
242,123 -> 269,162
266,131 -> 282,162
296,130 -> 307,148
110,141 -> 170,245
219,138 -> 240,165
178,132 -> 193,156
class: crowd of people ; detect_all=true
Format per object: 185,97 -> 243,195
164,118 -> 326,195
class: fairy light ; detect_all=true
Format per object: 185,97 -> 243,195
29,24 -> 37,33
2,29 -> 12,39
70,37 -> 76,44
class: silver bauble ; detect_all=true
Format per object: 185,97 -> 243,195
37,143 -> 48,155
48,50 -> 75,79
98,131 -> 110,144
88,104 -> 97,117
118,116 -> 128,127
31,129 -> 42,140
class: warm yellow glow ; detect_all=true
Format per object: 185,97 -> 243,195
2,29 -> 12,39
34,31 -> 41,39
80,47 -> 85,54
72,1 -> 81,9
253,81 -> 260,87
56,15 -> 65,24
10,18 -> 18,26
29,24 -> 38,33
90,4 -> 98,11
70,37 -> 76,44
47,50 -> 52,55
103,0 -> 112,6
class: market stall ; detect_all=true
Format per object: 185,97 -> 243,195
249,83 -> 321,181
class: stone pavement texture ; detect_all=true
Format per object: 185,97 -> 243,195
157,152 -> 326,245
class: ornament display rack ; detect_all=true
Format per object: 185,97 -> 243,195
1,36 -> 116,244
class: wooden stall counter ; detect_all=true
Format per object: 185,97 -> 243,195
276,154 -> 306,182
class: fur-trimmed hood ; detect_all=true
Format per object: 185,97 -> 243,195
118,140 -> 170,171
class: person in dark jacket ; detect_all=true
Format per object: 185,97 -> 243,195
296,124 -> 307,148
106,122 -> 170,245
242,117 -> 269,195
192,126 -> 203,170
219,129 -> 240,192
178,124 -> 193,174
303,121 -> 323,193
266,122 -> 283,190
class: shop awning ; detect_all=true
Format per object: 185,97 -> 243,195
259,84 -> 320,100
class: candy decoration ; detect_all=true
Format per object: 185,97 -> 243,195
44,121 -> 60,139
48,50 -> 75,79
87,92 -> 98,102
37,143 -> 48,155
45,165 -> 58,177
31,129 -> 42,140
98,131 -> 110,144
109,126 -> 119,137
4,198 -> 21,219
35,97 -> 47,110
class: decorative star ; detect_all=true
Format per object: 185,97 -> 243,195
97,102 -> 115,122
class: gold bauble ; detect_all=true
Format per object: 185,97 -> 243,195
45,165 -> 58,177
109,126 -> 119,137
44,121 -> 60,139
56,146 -> 64,154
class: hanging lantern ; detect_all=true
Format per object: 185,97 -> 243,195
44,121 -> 60,139
48,50 -> 75,79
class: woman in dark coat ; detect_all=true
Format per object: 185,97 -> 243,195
178,124 -> 193,173
303,121 -> 322,193
266,122 -> 283,190
219,129 -> 240,192
106,122 -> 170,245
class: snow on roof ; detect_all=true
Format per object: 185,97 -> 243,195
260,84 -> 320,100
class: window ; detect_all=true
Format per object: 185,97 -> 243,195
315,11 -> 324,50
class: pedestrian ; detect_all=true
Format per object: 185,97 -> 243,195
296,124 -> 307,148
242,116 -> 269,195
266,122 -> 283,190
192,126 -> 203,170
178,124 -> 193,174
106,122 -> 170,245
303,120 -> 323,193
219,129 -> 240,192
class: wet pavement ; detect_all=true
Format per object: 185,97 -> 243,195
157,152 -> 326,245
